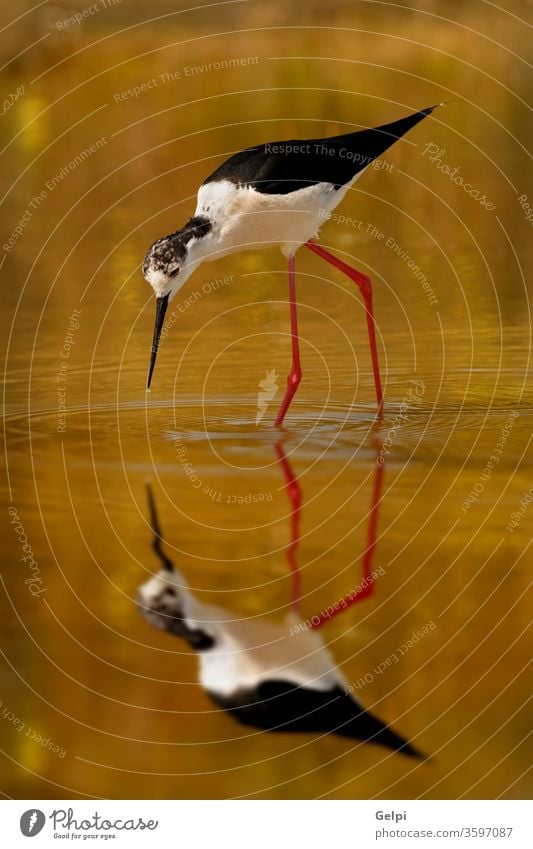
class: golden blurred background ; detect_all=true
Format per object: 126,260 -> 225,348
1,0 -> 531,800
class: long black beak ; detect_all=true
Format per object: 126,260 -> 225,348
146,294 -> 169,390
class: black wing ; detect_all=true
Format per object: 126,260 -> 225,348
203,105 -> 439,195
209,680 -> 423,757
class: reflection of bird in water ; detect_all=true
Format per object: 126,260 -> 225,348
138,446 -> 422,757
143,105 -> 445,424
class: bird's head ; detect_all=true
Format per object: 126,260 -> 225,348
143,216 -> 212,389
142,233 -> 186,299
142,232 -> 191,390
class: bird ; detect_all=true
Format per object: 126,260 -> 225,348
142,103 -> 444,425
137,444 -> 422,757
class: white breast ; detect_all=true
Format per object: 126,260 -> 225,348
198,615 -> 344,697
194,174 -> 364,259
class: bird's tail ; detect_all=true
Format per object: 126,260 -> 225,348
334,102 -> 448,173
334,692 -> 427,759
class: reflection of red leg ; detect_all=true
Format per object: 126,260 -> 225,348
355,454 -> 384,601
275,442 -> 302,612
275,255 -> 302,427
305,241 -> 383,416
310,444 -> 384,629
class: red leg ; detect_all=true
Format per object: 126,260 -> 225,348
309,440 -> 385,630
275,442 -> 302,612
275,254 -> 302,427
305,241 -> 383,416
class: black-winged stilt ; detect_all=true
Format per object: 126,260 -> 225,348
138,449 -> 421,756
143,104 -> 443,424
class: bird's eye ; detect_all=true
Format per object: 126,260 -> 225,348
169,266 -> 180,279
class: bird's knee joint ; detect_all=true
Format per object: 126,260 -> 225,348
288,369 -> 302,388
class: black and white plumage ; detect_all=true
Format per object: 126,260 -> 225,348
143,105 -> 437,294
139,567 -> 420,756
138,486 -> 422,757
143,104 -> 443,419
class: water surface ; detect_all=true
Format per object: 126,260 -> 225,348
1,2 -> 531,800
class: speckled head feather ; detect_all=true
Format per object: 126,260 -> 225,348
142,233 -> 186,278
142,215 -> 212,298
